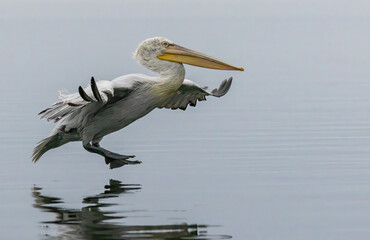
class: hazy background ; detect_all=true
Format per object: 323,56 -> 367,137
0,0 -> 369,239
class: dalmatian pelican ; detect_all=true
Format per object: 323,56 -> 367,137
33,37 -> 244,169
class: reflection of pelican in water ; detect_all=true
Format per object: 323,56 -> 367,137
33,37 -> 244,169
32,179 -> 231,239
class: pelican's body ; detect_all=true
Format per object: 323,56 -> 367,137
33,37 -> 243,168
81,75 -> 160,140
60,74 -> 169,141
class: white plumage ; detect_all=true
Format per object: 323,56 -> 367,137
33,37 -> 242,169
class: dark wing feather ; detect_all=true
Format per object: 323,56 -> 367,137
158,77 -> 232,111
39,78 -> 131,122
90,77 -> 103,102
78,86 -> 94,102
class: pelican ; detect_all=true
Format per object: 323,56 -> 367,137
33,37 -> 244,169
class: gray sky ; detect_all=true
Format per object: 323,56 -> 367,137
1,0 -> 369,20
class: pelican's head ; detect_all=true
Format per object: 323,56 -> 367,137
135,37 -> 244,74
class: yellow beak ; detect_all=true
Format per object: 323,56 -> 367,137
157,44 -> 244,71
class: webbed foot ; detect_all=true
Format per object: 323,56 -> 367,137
105,157 -> 142,169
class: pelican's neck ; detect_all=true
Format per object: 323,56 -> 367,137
153,64 -> 185,97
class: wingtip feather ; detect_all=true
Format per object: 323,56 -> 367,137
78,86 -> 94,102
91,77 -> 103,102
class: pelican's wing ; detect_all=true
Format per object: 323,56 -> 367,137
158,77 -> 232,111
39,77 -> 131,122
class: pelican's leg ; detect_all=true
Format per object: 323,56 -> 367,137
92,137 -> 103,147
83,142 -> 141,169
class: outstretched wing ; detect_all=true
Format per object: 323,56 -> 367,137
158,77 -> 232,111
39,77 -> 131,122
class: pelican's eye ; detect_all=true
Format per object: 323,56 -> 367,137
161,41 -> 170,48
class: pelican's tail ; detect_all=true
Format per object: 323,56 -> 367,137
32,133 -> 65,163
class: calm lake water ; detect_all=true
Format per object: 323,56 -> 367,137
1,1 -> 369,239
